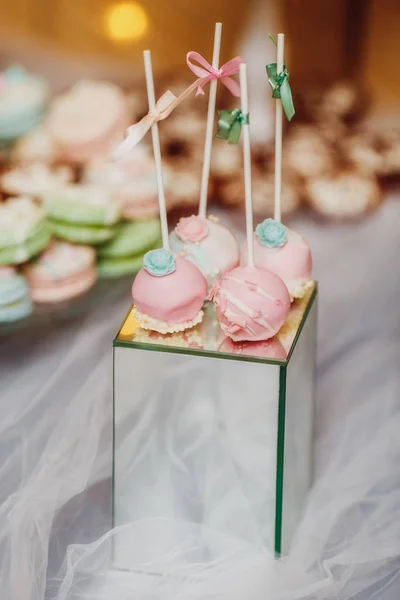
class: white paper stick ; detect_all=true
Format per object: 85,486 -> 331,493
198,22 -> 222,218
143,50 -> 169,250
239,63 -> 254,267
274,33 -> 285,223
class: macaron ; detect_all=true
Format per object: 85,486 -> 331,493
97,220 -> 161,278
0,65 -> 49,142
1,163 -> 74,198
23,240 -> 97,303
11,125 -> 59,165
0,197 -> 51,265
46,81 -> 129,163
97,219 -> 161,259
49,220 -> 118,245
44,184 -> 121,227
84,148 -> 173,221
0,267 -> 32,322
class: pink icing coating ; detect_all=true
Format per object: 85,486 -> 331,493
132,254 -> 207,325
241,227 -> 312,288
176,215 -> 209,243
209,265 -> 290,342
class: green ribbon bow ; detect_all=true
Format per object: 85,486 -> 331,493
266,63 -> 295,121
266,33 -> 295,122
216,108 -> 249,144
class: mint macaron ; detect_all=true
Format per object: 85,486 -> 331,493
44,184 -> 121,227
0,221 -> 51,265
97,239 -> 161,278
49,220 -> 118,245
97,219 -> 161,259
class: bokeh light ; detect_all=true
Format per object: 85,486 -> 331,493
104,1 -> 148,43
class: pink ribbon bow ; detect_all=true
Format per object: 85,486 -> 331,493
186,52 -> 245,97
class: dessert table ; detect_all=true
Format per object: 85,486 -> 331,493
0,195 -> 399,600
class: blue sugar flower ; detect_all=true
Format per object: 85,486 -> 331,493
143,248 -> 176,277
255,218 -> 287,249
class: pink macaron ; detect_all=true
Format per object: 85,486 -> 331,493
23,240 -> 97,303
47,81 -> 130,164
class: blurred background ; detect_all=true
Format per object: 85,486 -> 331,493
0,0 -> 399,322
0,0 -> 399,104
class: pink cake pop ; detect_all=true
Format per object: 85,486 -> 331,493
241,219 -> 313,300
132,249 -> 206,334
209,63 -> 290,342
209,266 -> 290,342
130,50 -> 207,334
243,35 -> 312,301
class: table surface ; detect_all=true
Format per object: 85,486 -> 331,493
1,196 -> 399,600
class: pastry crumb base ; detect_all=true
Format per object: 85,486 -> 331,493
288,279 -> 314,302
133,307 -> 204,334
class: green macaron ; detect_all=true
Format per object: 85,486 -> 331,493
49,219 -> 118,245
97,239 -> 162,278
97,219 -> 161,259
44,185 -> 121,227
0,222 -> 51,265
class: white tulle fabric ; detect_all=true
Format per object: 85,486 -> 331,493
1,196 -> 400,600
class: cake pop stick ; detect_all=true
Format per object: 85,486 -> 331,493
209,62 -> 291,342
143,49 -> 169,249
239,62 -> 254,266
239,37 -> 312,302
274,33 -> 284,222
198,22 -> 222,218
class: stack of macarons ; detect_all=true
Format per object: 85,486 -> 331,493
96,219 -> 161,278
23,240 -> 97,303
0,267 -> 32,323
0,197 -> 51,266
0,65 -> 49,143
44,184 -> 122,245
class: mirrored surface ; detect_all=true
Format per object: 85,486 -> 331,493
115,283 -> 316,364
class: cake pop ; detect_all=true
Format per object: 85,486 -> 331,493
130,50 -> 207,334
209,62 -> 290,342
241,33 -> 313,301
241,219 -> 313,300
132,249 -> 206,333
210,266 -> 290,341
169,23 -> 241,287
169,214 -> 239,287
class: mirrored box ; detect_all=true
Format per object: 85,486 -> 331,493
113,284 -> 317,569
